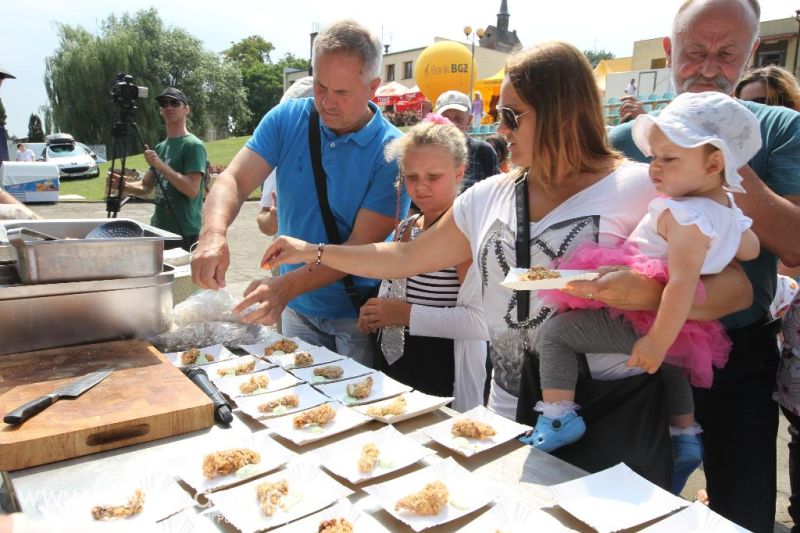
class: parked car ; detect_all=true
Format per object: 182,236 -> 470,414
40,133 -> 100,178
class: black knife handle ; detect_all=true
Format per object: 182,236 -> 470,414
4,394 -> 57,425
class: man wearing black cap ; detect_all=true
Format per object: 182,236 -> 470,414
110,87 -> 207,250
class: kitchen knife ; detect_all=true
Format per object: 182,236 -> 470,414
3,369 -> 112,425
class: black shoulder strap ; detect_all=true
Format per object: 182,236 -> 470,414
515,172 -> 591,373
514,173 -> 530,322
308,110 -> 363,313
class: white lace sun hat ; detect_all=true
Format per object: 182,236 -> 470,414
631,91 -> 762,193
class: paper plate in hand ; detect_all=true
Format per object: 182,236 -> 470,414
354,390 -> 453,424
266,401 -> 371,446
207,461 -> 353,533
235,383 -> 330,420
456,500 -> 572,532
640,501 -> 748,532
314,371 -> 412,406
424,405 -> 531,457
39,471 -> 194,526
170,431 -> 295,493
271,498 -> 391,533
362,457 -> 494,532
204,355 -> 275,385
312,424 -> 435,484
163,344 -> 236,368
501,268 -> 599,291
546,463 -> 686,533
266,345 -> 345,370
156,508 -> 223,533
240,336 -> 318,360
289,356 -> 372,384
216,367 -> 302,398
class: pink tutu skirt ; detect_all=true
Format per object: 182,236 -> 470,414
541,242 -> 730,388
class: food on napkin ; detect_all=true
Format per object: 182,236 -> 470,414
395,481 -> 449,516
217,359 -> 255,377
346,375 -> 374,399
293,403 -> 336,429
256,479 -> 288,517
264,339 -> 299,356
451,419 -> 496,440
519,266 -> 561,281
367,395 -> 407,417
202,448 -> 261,479
240,374 -> 269,394
314,365 -> 344,380
358,442 -> 380,473
181,348 -> 214,365
91,489 -> 144,520
258,394 -> 300,413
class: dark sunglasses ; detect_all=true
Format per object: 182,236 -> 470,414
747,96 -> 767,104
496,105 -> 530,131
158,99 -> 184,108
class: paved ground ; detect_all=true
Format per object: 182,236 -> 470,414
22,199 -> 796,531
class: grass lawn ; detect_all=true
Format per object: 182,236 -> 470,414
59,136 -> 251,201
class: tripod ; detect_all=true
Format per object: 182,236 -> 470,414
105,104 -> 189,248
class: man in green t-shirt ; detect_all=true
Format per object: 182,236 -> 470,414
112,87 -> 207,250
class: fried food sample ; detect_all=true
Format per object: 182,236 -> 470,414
520,265 -> 561,281
346,375 -> 374,399
367,395 -> 407,417
264,339 -> 299,356
258,394 -> 300,413
181,348 -> 214,365
256,479 -> 288,517
318,518 -> 354,533
358,442 -> 380,473
91,489 -> 144,520
217,359 -> 256,377
293,403 -> 336,429
451,419 -> 497,440
202,448 -> 261,479
240,373 -> 270,394
395,481 -> 449,516
314,365 -> 344,379
293,351 -> 314,367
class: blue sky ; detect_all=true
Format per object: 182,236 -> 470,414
1,0 -> 796,138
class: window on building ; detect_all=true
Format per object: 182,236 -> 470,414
650,58 -> 667,69
403,61 -> 413,79
756,40 -> 788,67
386,64 -> 395,81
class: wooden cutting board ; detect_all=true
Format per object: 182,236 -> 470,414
0,339 -> 214,471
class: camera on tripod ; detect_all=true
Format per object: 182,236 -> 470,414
108,73 -> 148,111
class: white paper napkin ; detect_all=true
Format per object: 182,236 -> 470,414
353,390 -> 454,424
265,401 -> 371,445
163,344 -> 235,368
501,268 -> 598,291
216,367 -> 301,398
546,463 -> 687,533
289,357 -> 373,384
362,457 -> 495,532
265,345 -> 345,370
270,498 -> 391,533
314,371 -> 412,406
207,461 -> 353,533
424,405 -> 531,457
235,383 -> 330,420
641,501 -> 750,532
312,424 -> 435,483
455,500 -> 573,532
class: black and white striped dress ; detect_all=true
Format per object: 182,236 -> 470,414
375,215 -> 459,397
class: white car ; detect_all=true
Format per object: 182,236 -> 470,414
41,134 -> 100,178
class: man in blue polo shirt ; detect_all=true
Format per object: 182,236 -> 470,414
608,1 -> 800,530
192,20 -> 407,366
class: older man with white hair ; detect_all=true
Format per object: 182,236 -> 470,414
192,20 -> 407,367
608,1 -> 800,530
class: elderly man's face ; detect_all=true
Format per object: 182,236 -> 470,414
313,51 -> 380,135
440,109 -> 470,132
665,0 -> 758,95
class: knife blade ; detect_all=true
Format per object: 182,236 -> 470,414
3,369 -> 112,425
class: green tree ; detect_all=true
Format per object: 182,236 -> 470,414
583,49 -> 616,68
27,114 -> 45,142
44,8 -> 250,152
225,36 -> 310,135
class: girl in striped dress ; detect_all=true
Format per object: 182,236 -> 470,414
357,115 -> 488,402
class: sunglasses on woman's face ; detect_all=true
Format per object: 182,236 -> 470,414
747,96 -> 767,104
496,105 -> 530,131
158,99 -> 184,108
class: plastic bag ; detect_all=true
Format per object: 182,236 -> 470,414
172,288 -> 242,327
149,321 -> 275,353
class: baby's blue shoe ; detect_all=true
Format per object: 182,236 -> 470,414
671,433 -> 703,495
519,411 -> 586,453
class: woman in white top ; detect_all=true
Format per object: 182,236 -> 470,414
261,42 -> 751,419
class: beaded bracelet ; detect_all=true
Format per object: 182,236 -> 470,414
315,243 -> 325,268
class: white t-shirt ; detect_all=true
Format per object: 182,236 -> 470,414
624,83 -> 637,96
259,170 -> 277,208
626,194 -> 752,274
452,163 -> 656,404
16,149 -> 35,162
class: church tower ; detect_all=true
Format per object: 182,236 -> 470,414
479,0 -> 522,53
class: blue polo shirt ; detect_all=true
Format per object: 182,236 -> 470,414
609,100 -> 800,329
246,98 -> 408,319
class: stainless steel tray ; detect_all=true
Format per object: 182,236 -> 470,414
0,267 -> 174,356
0,219 -> 181,283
